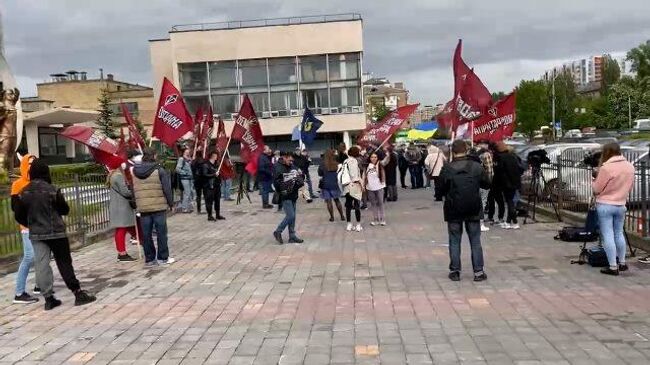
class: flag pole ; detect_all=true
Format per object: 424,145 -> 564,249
470,120 -> 475,149
374,134 -> 393,153
216,136 -> 232,175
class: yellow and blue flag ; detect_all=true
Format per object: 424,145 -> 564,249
300,107 -> 323,148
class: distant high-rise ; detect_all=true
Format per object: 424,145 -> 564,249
544,54 -> 634,88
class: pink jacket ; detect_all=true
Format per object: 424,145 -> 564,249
592,155 -> 635,206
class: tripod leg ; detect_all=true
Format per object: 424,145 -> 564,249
541,172 -> 562,222
624,227 -> 636,257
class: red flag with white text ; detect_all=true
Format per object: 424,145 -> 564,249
357,104 -> 419,147
471,93 -> 516,143
216,117 -> 235,179
231,95 -> 264,173
152,77 -> 194,147
452,40 -> 491,128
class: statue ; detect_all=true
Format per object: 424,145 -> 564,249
0,84 -> 19,178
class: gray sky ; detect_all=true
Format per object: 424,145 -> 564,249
3,0 -> 649,105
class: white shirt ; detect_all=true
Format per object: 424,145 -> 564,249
365,163 -> 386,191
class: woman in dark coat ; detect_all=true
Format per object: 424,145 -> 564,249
383,146 -> 398,201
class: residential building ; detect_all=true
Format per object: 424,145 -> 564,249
409,104 -> 440,127
149,14 -> 364,153
544,53 -> 635,88
363,77 -> 408,123
20,71 -> 154,164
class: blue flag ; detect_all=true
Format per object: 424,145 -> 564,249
300,107 -> 323,148
291,125 -> 301,141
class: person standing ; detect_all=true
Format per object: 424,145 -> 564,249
203,151 -> 225,221
132,148 -> 175,267
397,147 -> 409,189
493,142 -> 523,230
439,140 -> 490,282
592,143 -> 635,275
475,141 -> 494,232
406,143 -> 423,189
192,154 -> 206,213
175,148 -> 194,213
318,149 -> 345,222
383,146 -> 399,202
420,146 -> 429,188
272,151 -> 305,244
108,166 -> 137,262
10,154 -> 39,304
336,143 -> 348,164
424,145 -> 446,201
294,148 -> 316,201
13,159 -> 96,310
258,146 -> 275,209
363,152 -> 387,226
343,146 -> 364,232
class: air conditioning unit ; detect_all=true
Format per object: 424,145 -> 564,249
321,108 -> 331,115
262,111 -> 271,119
329,107 -> 340,114
270,111 -> 280,118
290,110 -> 300,117
351,106 -> 362,113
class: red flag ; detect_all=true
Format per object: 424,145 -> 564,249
472,93 -> 517,143
452,40 -> 491,128
436,100 -> 456,130
357,104 -> 419,147
216,117 -> 235,179
231,95 -> 264,172
60,125 -> 125,169
152,77 -> 194,147
120,103 -> 146,150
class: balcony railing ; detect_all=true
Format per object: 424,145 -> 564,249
171,13 -> 362,33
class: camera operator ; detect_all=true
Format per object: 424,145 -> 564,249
592,143 -> 634,275
493,142 -> 523,229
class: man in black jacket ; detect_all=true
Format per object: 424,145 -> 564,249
202,150 -> 225,221
258,146 -> 274,209
272,151 -> 304,245
14,159 -> 96,310
439,140 -> 491,282
293,148 -> 316,201
493,142 -> 523,230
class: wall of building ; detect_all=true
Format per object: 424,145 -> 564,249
37,81 -> 108,109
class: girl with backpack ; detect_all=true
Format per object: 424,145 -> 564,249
363,152 -> 387,226
342,146 -> 364,232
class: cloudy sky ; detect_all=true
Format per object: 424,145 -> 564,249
3,0 -> 649,105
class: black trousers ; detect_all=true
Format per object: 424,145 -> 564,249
433,176 -> 443,201
195,182 -> 203,212
204,184 -> 221,218
503,188 -> 518,224
345,194 -> 361,223
487,188 -> 505,221
399,167 -> 408,188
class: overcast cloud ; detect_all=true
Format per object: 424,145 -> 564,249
3,0 -> 649,104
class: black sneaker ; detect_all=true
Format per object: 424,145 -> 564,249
207,216 -> 216,222
33,287 -> 41,295
288,237 -> 304,244
600,267 -> 619,276
44,296 -> 62,311
74,290 -> 96,306
13,292 -> 39,304
448,272 -> 460,281
117,254 -> 137,262
263,204 -> 274,209
217,216 -> 226,220
618,264 -> 629,272
273,232 -> 284,244
329,217 -> 335,222
474,272 -> 488,282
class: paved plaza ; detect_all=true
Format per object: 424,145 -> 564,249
2,189 -> 650,365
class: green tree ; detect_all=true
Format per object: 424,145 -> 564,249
371,103 -> 390,122
547,69 -> 577,130
627,40 -> 650,79
605,78 -> 650,129
491,91 -> 506,101
96,88 -> 118,139
516,79 -> 549,139
601,54 -> 621,94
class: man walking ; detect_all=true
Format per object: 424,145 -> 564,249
132,148 -> 175,267
405,143 -> 423,189
175,148 -> 194,213
439,140 -> 490,282
14,159 -> 96,310
202,150 -> 225,221
397,147 -> 409,189
272,151 -> 305,244
258,145 -> 275,209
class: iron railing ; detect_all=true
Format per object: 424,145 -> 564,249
171,13 -> 362,32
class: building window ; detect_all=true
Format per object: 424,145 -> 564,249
179,63 -> 208,91
270,91 -> 298,116
39,128 -> 67,157
184,95 -> 210,116
238,59 -> 268,87
211,94 -> 239,116
209,61 -> 238,89
299,55 -> 327,83
328,53 -> 360,81
109,102 -> 138,116
302,89 -> 329,111
268,57 -> 298,85
330,87 -> 360,108
248,93 -> 270,114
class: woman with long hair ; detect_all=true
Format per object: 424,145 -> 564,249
363,152 -> 387,226
592,143 -> 635,275
318,149 -> 345,222
107,165 -> 137,262
343,146 -> 364,232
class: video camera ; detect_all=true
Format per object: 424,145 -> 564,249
527,149 -> 551,169
583,151 -> 602,168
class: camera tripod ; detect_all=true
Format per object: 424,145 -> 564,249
236,168 -> 252,205
524,166 -> 562,224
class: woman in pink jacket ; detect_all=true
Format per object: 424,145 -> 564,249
592,143 -> 635,275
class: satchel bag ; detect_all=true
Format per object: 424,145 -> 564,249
272,191 -> 280,205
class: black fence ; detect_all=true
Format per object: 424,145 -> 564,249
521,147 -> 650,238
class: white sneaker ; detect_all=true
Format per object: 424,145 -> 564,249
480,225 -> 490,232
501,223 -> 511,229
160,257 -> 175,265
346,223 -> 353,231
509,224 -> 520,230
380,221 -> 387,226
370,221 -> 378,226
355,224 -> 363,232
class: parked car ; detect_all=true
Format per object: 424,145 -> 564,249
634,119 -> 650,131
584,137 -> 618,145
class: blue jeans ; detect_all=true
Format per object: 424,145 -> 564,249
141,211 -> 169,263
305,170 -> 315,197
409,165 -> 423,188
15,232 -> 34,295
448,220 -> 484,273
260,180 -> 273,206
596,203 -> 627,267
180,179 -> 194,211
275,199 -> 298,239
221,179 -> 232,200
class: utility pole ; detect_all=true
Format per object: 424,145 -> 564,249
628,94 -> 633,129
552,69 -> 556,140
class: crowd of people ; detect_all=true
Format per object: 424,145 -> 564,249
7,137 -> 639,310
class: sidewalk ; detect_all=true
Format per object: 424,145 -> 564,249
1,188 -> 650,364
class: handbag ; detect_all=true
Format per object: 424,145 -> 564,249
272,191 -> 280,205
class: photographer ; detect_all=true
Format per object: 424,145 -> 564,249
493,142 -> 523,229
592,143 -> 634,275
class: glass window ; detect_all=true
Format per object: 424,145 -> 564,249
328,53 -> 360,81
209,61 -> 237,89
239,59 -> 268,87
247,93 -> 270,114
302,89 -> 329,109
212,94 -> 240,116
300,55 -> 327,83
268,57 -> 298,85
270,91 -> 298,116
179,63 -> 207,91
39,129 -> 66,157
183,95 -> 210,116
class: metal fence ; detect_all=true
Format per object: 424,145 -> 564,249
0,172 -> 110,258
522,148 -> 650,238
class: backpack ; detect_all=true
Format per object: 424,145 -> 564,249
447,163 -> 482,217
337,162 -> 351,190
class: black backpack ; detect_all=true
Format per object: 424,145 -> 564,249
447,163 -> 481,217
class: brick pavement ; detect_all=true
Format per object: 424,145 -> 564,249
2,188 -> 650,364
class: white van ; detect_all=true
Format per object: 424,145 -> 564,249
634,119 -> 650,131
